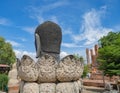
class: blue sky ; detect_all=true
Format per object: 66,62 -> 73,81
0,0 -> 120,61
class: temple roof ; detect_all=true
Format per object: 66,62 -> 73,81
0,64 -> 10,67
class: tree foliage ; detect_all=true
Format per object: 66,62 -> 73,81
0,37 -> 16,65
0,74 -> 9,92
97,32 -> 120,77
73,54 -> 84,62
73,54 -> 89,78
82,64 -> 89,78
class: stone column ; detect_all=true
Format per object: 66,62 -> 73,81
86,48 -> 90,65
90,49 -> 94,65
94,44 -> 98,57
93,44 -> 99,66
93,55 -> 96,66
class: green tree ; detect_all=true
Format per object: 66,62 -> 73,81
97,32 -> 120,78
73,54 -> 89,78
73,54 -> 84,62
82,64 -> 89,78
0,74 -> 9,92
0,37 -> 16,65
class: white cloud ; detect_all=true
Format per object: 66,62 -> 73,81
22,16 -> 59,34
14,49 -> 37,61
60,51 -> 69,59
20,38 -> 27,42
50,16 -> 59,24
72,8 -> 113,45
0,17 -> 11,26
28,0 -> 68,14
34,15 -> 44,24
22,27 -> 35,34
27,1 -> 68,24
7,40 -> 21,47
40,1 -> 68,12
36,15 -> 59,24
62,43 -> 83,48
62,27 -> 73,35
14,49 -> 68,61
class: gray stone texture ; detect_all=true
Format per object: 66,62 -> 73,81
57,55 -> 84,82
18,54 -> 84,93
39,83 -> 56,93
56,80 -> 82,93
23,82 -> 39,93
8,63 -> 19,86
37,54 -> 57,83
35,21 -> 62,54
18,55 -> 38,81
18,21 -> 84,93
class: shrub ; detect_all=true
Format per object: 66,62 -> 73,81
0,74 -> 9,92
81,64 -> 89,78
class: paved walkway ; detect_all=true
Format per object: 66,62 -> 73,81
83,86 -> 118,93
83,86 -> 104,93
0,91 -> 6,93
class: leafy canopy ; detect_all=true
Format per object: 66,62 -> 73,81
97,32 -> 120,76
0,37 -> 16,65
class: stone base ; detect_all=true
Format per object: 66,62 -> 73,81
90,73 -> 103,80
20,80 -> 82,93
83,79 -> 104,87
17,55 -> 84,93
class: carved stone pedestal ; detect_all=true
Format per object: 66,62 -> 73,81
18,54 -> 83,93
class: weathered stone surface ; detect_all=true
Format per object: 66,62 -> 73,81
56,55 -> 84,82
37,54 -> 57,83
39,83 -> 56,93
75,79 -> 83,92
19,80 -> 25,93
35,21 -> 62,61
35,21 -> 62,54
23,82 -> 39,93
8,69 -> 18,80
8,79 -> 19,86
18,20 -> 84,93
18,55 -> 38,81
8,63 -> 19,86
56,81 -> 82,93
12,62 -> 17,69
